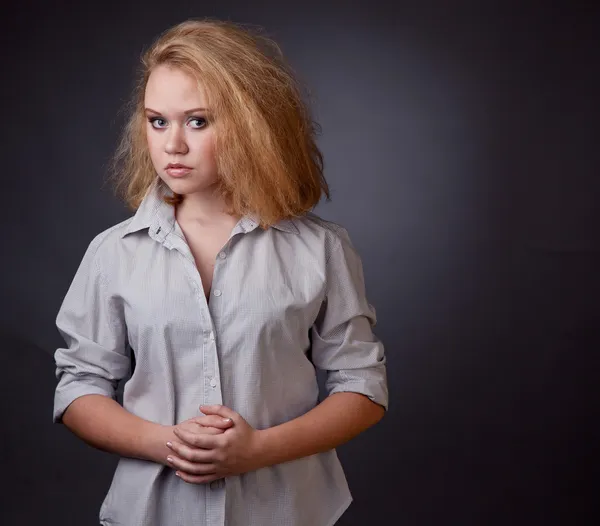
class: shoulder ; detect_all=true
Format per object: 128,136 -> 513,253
80,217 -> 136,275
293,211 -> 355,260
295,210 -> 346,234
87,217 -> 134,253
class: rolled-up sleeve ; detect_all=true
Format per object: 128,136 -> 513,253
53,236 -> 130,423
310,228 -> 388,411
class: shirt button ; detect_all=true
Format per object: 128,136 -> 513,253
209,331 -> 215,341
218,252 -> 227,259
213,289 -> 222,297
209,378 -> 217,388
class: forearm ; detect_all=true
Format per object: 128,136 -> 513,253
256,392 -> 385,468
61,394 -> 174,465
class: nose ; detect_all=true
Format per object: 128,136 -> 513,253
164,124 -> 189,155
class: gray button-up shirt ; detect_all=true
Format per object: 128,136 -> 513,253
53,178 -> 388,526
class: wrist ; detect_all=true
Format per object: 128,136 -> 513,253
140,422 -> 175,465
252,428 -> 274,469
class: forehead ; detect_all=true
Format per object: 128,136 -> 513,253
144,65 -> 208,108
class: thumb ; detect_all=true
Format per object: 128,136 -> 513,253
199,404 -> 236,422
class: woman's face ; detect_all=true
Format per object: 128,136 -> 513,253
144,64 -> 218,195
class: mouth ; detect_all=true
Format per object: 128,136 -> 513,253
165,163 -> 193,177
165,163 -> 193,170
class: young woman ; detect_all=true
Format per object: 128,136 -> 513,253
53,18 -> 388,526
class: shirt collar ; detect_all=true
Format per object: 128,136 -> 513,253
120,178 -> 299,238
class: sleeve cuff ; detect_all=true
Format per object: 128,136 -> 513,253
326,373 -> 389,412
53,375 -> 117,424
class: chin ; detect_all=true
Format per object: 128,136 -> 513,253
163,177 -> 219,195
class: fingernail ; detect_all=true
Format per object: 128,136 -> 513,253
222,418 -> 232,423
175,472 -> 181,477
167,457 -> 173,463
166,442 -> 172,448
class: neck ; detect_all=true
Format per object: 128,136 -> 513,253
175,186 -> 240,227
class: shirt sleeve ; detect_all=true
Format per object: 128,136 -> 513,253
310,227 -> 389,411
52,235 -> 131,424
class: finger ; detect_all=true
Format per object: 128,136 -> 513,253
180,422 -> 226,436
176,471 -> 222,485
191,425 -> 226,435
199,404 -> 238,422
166,454 -> 217,476
191,415 -> 234,429
167,440 -> 214,463
173,427 -> 220,449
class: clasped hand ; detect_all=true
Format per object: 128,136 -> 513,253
166,404 -> 264,484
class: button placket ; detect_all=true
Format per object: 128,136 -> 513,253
204,243 -> 228,409
204,328 -> 220,399
207,331 -> 218,388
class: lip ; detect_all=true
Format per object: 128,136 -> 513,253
165,163 -> 193,177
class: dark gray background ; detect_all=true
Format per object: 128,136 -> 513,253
2,1 -> 598,524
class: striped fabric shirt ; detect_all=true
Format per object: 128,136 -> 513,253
53,177 -> 388,526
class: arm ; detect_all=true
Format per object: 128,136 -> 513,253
255,392 -> 384,467
256,227 -> 389,467
62,394 -> 176,465
53,236 -> 173,465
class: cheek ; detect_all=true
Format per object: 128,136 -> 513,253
146,131 -> 161,159
194,133 -> 216,161
203,139 -> 216,159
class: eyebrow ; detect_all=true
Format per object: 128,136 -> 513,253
144,107 -> 209,115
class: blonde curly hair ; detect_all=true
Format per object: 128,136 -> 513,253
107,18 -> 330,228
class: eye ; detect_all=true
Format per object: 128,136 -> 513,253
188,117 -> 207,129
148,117 -> 167,129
